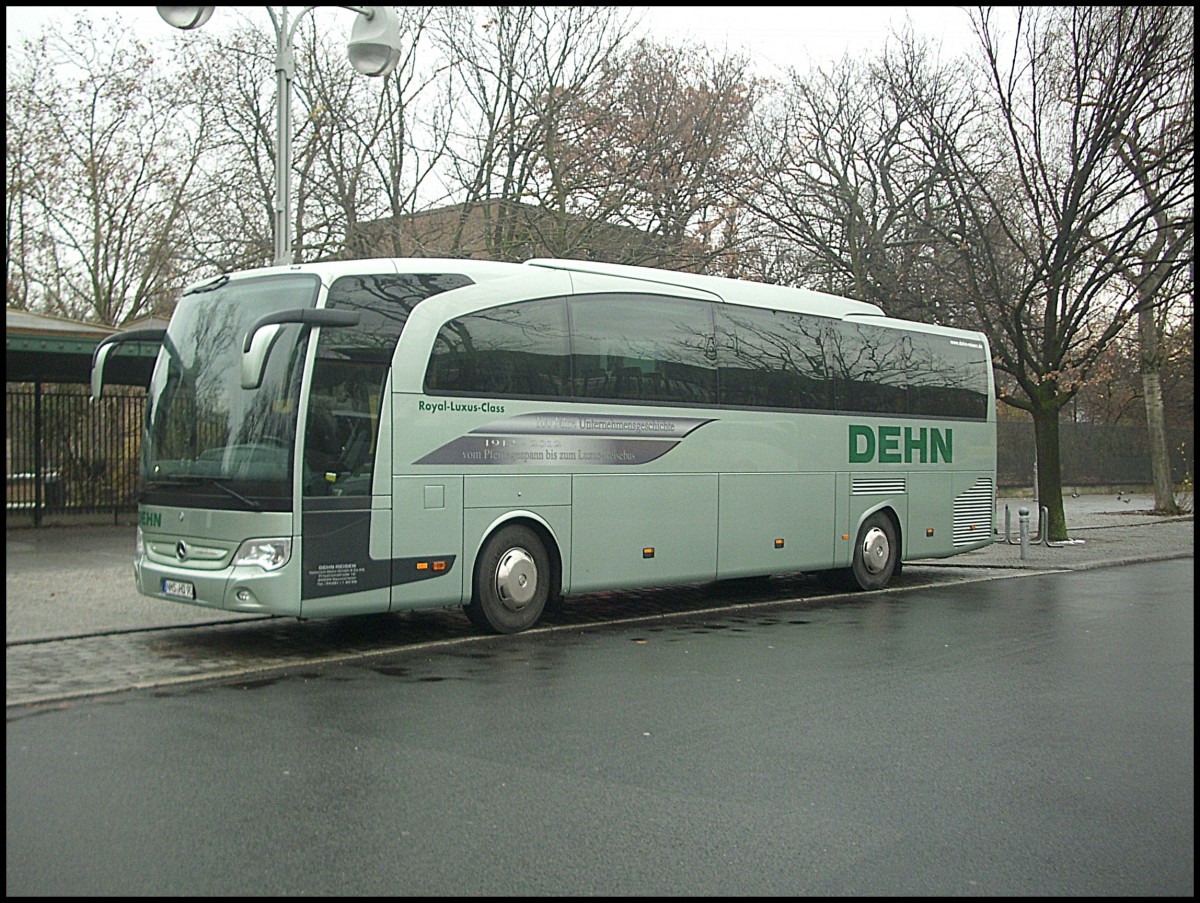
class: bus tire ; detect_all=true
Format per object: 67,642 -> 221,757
849,511 -> 898,591
466,525 -> 550,634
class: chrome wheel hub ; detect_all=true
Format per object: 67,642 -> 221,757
861,527 -> 890,574
495,548 -> 538,611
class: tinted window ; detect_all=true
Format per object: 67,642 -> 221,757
142,274 -> 318,511
420,289 -> 987,419
425,297 -> 571,398
716,305 -> 833,410
828,321 -> 909,415
306,272 -> 471,497
569,293 -> 717,405
318,273 -> 472,367
907,333 -> 989,419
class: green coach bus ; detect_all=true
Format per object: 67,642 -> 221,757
92,258 -> 996,633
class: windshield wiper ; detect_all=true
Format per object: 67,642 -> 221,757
209,479 -> 261,511
146,476 -> 261,510
183,275 -> 230,296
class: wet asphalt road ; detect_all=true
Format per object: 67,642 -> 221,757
6,559 -> 1193,896
7,496 -> 1193,708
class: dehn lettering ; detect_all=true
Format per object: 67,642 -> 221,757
849,424 -> 952,464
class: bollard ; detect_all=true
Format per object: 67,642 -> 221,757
1039,506 -> 1050,545
1002,504 -> 1013,544
1018,507 -> 1030,560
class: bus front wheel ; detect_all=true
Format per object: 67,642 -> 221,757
467,525 -> 550,634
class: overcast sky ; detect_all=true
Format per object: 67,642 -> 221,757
5,5 -> 982,74
639,5 -> 979,71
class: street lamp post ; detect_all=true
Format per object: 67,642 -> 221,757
157,6 -> 404,266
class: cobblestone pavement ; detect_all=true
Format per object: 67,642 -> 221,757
7,495 -> 1192,708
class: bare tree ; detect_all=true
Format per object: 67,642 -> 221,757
6,15 -> 212,324
432,5 -> 634,260
578,39 -> 762,271
940,6 -> 1193,540
5,36 -> 58,312
740,33 -> 980,323
169,8 -> 444,269
1106,11 -> 1194,514
181,19 -> 361,268
348,6 -> 457,257
177,24 -> 280,271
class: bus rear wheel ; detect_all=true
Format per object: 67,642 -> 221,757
821,512 -> 898,592
850,512 -> 898,590
466,525 -> 550,634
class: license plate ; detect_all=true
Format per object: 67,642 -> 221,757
162,578 -> 195,600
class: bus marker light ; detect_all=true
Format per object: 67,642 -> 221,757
927,528 -> 935,537
416,561 -> 429,570
842,534 -> 850,541
433,560 -> 447,571
774,538 -> 785,548
643,548 -> 655,559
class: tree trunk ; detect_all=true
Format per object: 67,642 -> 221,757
1139,305 -> 1181,515
1031,401 -> 1068,541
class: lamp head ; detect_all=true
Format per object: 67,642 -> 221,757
157,6 -> 215,30
347,6 -> 404,77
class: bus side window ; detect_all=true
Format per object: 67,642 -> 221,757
305,272 -> 470,498
303,399 -> 339,494
569,293 -> 717,405
424,298 -> 570,398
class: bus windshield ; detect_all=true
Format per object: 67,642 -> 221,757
142,273 -> 321,511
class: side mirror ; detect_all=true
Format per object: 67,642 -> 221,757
91,328 -> 167,400
240,308 -> 361,389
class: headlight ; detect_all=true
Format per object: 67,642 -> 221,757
232,537 -> 292,571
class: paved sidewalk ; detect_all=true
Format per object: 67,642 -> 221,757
6,494 -> 1192,645
6,525 -> 270,644
943,492 -> 1194,571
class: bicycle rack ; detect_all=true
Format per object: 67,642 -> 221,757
998,504 -> 1050,545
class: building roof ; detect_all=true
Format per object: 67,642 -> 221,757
5,308 -> 167,385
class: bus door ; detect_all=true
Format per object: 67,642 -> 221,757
299,353 -> 393,616
296,274 -> 416,617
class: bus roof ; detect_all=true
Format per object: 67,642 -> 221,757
211,257 -> 987,334
216,257 -> 530,286
524,258 -> 886,318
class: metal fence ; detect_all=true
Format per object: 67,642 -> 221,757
6,385 -> 144,525
997,420 -> 1194,489
5,385 -> 1194,525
